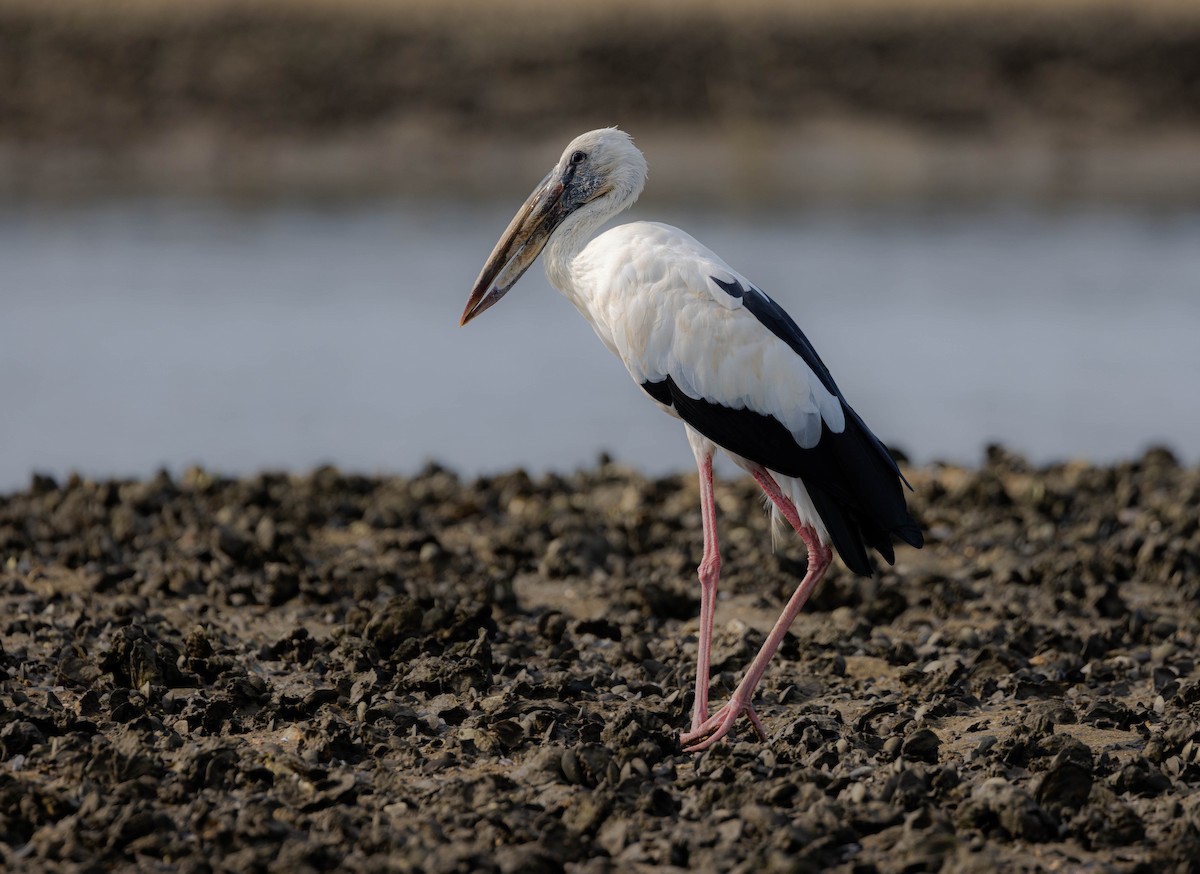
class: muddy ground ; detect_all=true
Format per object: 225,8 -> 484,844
1,447 -> 1198,871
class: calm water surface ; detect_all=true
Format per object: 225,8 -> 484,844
2,199 -> 1198,491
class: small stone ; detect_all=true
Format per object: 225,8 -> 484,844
1036,738 -> 1094,811
902,728 -> 941,763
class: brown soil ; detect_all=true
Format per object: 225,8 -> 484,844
2,447 -> 1199,871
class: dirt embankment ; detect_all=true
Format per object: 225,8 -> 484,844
1,448 -> 1199,871
3,0 -> 1200,201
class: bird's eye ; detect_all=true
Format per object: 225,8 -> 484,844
569,150 -> 587,165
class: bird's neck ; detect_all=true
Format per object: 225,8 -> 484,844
543,196 -> 625,305
543,212 -> 594,295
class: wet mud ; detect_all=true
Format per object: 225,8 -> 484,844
2,447 -> 1199,871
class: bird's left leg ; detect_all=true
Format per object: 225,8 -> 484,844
688,435 -> 721,732
681,469 -> 832,752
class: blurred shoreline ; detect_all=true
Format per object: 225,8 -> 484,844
3,0 -> 1200,205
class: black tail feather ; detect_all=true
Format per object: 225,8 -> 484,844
806,486 -> 874,577
812,406 -> 922,576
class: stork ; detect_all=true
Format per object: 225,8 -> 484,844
460,128 -> 923,751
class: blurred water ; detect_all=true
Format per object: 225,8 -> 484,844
2,198 -> 1198,491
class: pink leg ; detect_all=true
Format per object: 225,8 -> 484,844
691,451 -> 720,731
681,469 -> 832,752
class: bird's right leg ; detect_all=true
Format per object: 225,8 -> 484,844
689,435 -> 720,732
682,469 -> 831,751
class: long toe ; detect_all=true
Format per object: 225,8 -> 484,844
744,703 -> 768,741
680,699 -> 765,751
681,707 -> 737,752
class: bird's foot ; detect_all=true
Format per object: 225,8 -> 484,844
680,697 -> 767,752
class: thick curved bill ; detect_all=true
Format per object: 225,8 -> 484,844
460,172 -> 567,326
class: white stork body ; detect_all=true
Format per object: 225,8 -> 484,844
461,128 -> 922,750
552,220 -> 838,543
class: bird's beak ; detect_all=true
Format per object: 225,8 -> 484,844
460,170 -> 569,326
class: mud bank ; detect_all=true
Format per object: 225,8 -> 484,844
1,449 -> 1198,870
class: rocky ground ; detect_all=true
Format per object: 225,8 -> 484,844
1,447 -> 1198,871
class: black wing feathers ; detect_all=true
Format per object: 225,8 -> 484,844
714,276 -> 842,398
652,375 -> 919,577
665,383 -> 807,480
641,276 -> 923,577
640,380 -> 673,406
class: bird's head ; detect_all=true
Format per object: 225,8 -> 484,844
459,127 -> 648,325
